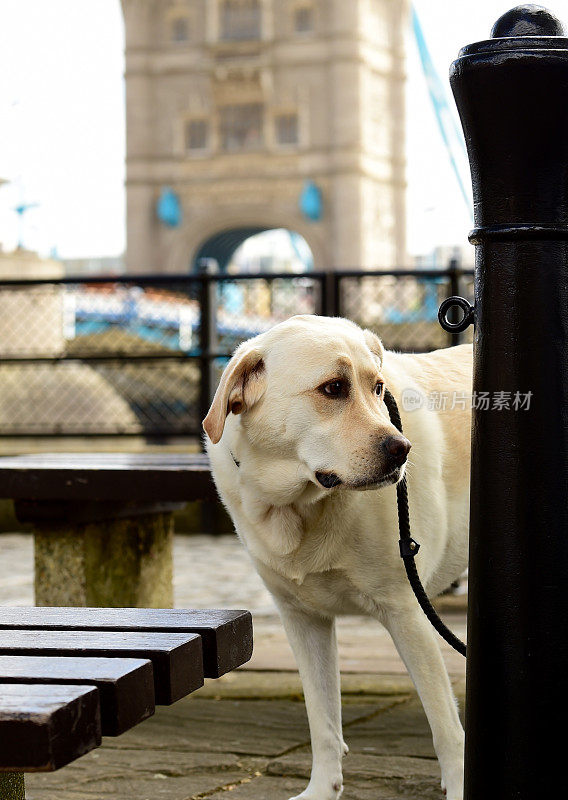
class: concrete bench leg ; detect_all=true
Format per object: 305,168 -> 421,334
15,501 -> 184,608
0,773 -> 25,800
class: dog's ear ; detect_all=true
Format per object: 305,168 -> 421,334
203,345 -> 266,444
363,328 -> 384,365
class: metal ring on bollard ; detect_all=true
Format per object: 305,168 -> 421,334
437,296 -> 475,333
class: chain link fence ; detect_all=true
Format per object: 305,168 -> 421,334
0,267 -> 473,438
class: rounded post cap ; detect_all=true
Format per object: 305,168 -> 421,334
491,5 -> 566,38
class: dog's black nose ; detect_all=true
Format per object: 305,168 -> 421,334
382,435 -> 411,467
315,471 -> 342,489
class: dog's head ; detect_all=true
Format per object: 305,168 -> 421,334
203,315 -> 410,498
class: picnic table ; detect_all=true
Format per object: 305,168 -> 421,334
0,606 -> 253,800
0,453 -> 216,607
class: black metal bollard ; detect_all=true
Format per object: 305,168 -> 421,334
448,5 -> 568,798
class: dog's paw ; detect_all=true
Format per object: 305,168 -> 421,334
288,779 -> 343,800
441,773 -> 463,800
341,740 -> 349,756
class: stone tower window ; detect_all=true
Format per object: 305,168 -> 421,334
275,113 -> 299,146
294,5 -> 314,34
185,119 -> 209,152
171,15 -> 190,42
220,104 -> 264,151
220,0 -> 261,41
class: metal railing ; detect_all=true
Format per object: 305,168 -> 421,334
0,262 -> 473,438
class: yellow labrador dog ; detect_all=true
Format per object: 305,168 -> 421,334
203,315 -> 472,800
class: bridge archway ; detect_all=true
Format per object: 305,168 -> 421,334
191,224 -> 321,272
194,227 -> 265,272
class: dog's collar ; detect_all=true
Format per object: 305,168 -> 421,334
230,450 -> 240,469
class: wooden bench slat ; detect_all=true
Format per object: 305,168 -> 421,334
0,453 -> 217,502
0,683 -> 101,772
0,656 -> 155,736
0,608 -> 253,678
0,630 -> 203,704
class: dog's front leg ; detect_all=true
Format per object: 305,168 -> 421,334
275,599 -> 345,800
383,607 -> 464,800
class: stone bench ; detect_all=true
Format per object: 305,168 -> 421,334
0,453 -> 216,607
0,607 -> 253,799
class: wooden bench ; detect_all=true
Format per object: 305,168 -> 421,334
0,453 -> 216,607
0,607 -> 253,799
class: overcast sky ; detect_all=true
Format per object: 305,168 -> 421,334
0,0 -> 565,261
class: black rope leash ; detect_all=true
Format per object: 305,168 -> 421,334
383,387 -> 467,658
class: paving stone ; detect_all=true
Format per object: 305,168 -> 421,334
245,614 -> 466,676
268,750 -> 439,781
172,534 -> 275,614
193,669 -> 307,699
341,673 -> 416,698
345,697 -> 465,760
360,775 -> 445,800
346,733 -> 437,760
25,749 -> 261,799
194,670 -> 415,700
349,700 -> 431,738
202,773 -> 307,799
203,773 -> 444,800
345,700 -> 435,758
24,700 -> 443,800
101,697 -> 387,758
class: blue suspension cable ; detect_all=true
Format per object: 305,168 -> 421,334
411,5 -> 472,217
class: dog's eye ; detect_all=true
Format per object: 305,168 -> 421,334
322,380 -> 346,397
374,381 -> 384,397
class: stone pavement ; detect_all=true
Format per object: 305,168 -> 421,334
0,532 -> 467,799
23,672 -> 466,800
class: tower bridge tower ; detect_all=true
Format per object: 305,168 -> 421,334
121,0 -> 408,272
